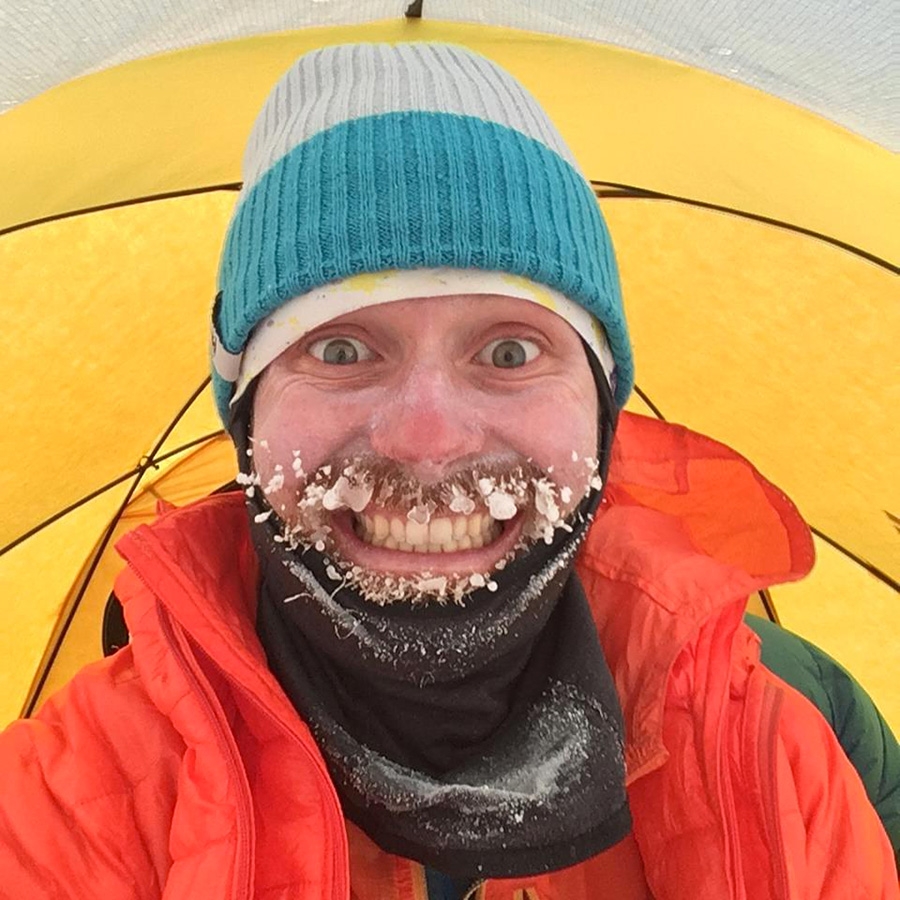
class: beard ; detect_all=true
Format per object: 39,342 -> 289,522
241,449 -> 603,606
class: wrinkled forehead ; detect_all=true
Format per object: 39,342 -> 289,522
230,268 -> 614,406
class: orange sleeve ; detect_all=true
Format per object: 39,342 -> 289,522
0,650 -> 181,899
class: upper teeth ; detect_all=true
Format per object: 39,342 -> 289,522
355,511 -> 502,552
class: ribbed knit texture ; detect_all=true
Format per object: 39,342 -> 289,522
237,43 -> 581,192
213,44 -> 634,420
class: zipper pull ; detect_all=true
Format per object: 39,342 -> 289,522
461,879 -> 487,900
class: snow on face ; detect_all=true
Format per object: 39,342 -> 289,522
249,450 -> 602,606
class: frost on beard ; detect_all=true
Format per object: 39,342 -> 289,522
251,451 -> 605,606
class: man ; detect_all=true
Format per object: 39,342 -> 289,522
1,43 -> 896,899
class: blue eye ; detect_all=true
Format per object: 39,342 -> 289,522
478,338 -> 540,368
309,337 -> 372,365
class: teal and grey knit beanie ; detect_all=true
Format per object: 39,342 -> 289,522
211,42 -> 633,424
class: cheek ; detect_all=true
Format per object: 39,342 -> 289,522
494,377 -> 597,448
533,421 -> 599,503
251,377 -> 350,511
488,379 -> 598,501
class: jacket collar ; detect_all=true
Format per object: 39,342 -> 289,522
576,413 -> 813,779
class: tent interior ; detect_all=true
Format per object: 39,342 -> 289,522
0,5 -> 896,733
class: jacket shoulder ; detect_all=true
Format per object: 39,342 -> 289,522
0,648 -> 181,898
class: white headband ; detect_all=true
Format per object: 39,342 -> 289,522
231,268 -> 616,406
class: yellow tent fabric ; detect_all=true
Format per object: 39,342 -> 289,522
1,21 -> 897,730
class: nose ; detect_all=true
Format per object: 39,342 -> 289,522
368,362 -> 484,475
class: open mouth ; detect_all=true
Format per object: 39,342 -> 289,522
303,503 -> 529,601
353,510 -> 503,553
258,459 -> 582,602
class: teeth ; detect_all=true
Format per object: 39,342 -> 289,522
406,519 -> 429,547
429,517 -> 452,544
354,510 -> 505,553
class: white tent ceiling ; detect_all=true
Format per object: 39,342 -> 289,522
1,0 -> 896,149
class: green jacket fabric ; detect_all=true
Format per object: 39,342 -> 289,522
745,613 -> 900,865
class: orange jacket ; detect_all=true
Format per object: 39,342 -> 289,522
0,413 -> 895,899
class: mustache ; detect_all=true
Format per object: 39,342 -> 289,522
332,457 -> 549,506
294,453 -> 550,516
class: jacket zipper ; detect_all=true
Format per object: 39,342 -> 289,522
132,547 -> 350,900
461,880 -> 486,900
725,667 -> 790,900
756,682 -> 789,900
713,611 -> 745,900
237,687 -> 350,900
717,742 -> 742,899
156,602 -> 255,900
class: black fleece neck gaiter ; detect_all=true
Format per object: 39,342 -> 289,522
253,498 -> 630,879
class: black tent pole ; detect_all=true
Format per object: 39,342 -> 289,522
22,378 -> 216,717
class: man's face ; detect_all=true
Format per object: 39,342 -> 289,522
251,294 -> 599,602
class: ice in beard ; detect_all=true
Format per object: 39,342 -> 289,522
256,450 -> 601,605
